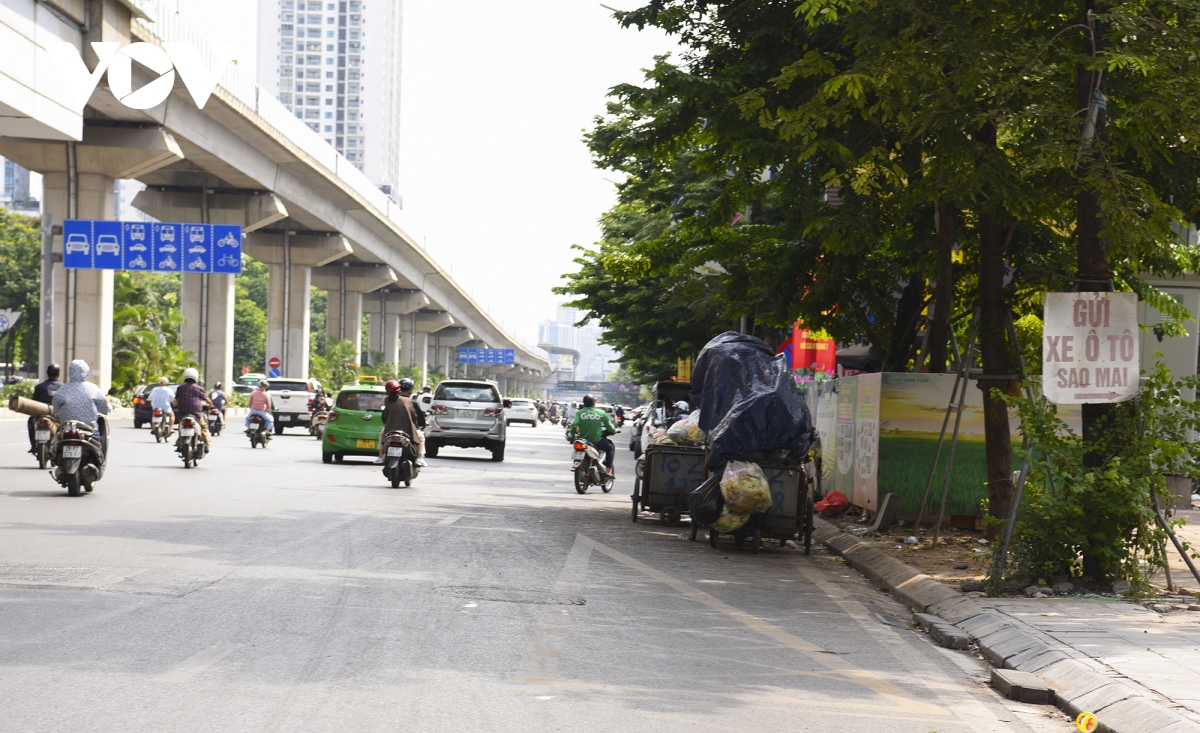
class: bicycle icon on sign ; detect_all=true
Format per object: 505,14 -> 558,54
217,254 -> 239,268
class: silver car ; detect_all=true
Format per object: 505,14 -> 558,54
425,380 -> 509,462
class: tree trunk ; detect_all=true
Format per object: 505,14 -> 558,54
975,122 -> 1017,541
1077,1 -> 1116,581
926,198 -> 956,372
883,271 -> 925,371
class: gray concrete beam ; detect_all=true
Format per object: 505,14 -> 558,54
414,311 -> 456,333
131,189 -> 287,232
243,232 -> 352,267
0,127 -> 184,180
362,290 -> 429,316
311,264 -> 398,293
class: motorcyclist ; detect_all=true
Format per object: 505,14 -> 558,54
173,368 -> 214,449
615,404 -> 625,426
245,382 -> 275,433
375,378 -> 423,465
28,363 -> 62,449
50,359 -> 111,457
209,381 -> 228,424
665,400 -> 690,427
311,388 -> 330,413
148,377 -> 176,432
548,402 -> 560,422
396,378 -> 427,466
569,394 -> 619,478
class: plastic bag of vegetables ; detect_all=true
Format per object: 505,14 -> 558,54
719,460 -> 773,514
711,506 -> 750,532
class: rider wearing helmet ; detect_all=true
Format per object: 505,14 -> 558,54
665,400 -> 691,427
376,378 -> 423,464
569,394 -> 619,477
208,381 -> 228,424
397,378 -> 427,465
172,367 -> 214,448
28,363 -> 62,449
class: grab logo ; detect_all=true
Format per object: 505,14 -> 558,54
49,42 -> 235,113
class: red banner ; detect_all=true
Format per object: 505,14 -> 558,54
792,326 -> 836,382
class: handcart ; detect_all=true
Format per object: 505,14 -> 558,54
632,444 -> 706,526
691,461 -> 815,554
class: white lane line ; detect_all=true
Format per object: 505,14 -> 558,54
515,532 -> 594,684
153,642 -> 241,683
437,515 -> 462,526
356,557 -> 394,571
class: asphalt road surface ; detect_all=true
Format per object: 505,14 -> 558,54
0,418 -> 1075,733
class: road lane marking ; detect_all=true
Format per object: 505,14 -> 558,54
579,534 -> 948,718
437,515 -> 462,525
515,532 -> 594,684
790,556 -> 1017,733
153,642 -> 241,683
355,557 -> 394,571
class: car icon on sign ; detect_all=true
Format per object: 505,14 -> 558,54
96,235 -> 119,255
217,232 -> 239,247
158,244 -> 177,253
65,233 -> 89,254
188,226 -> 206,243
129,224 -> 146,241
129,243 -> 147,252
159,227 -> 176,242
188,245 -> 206,254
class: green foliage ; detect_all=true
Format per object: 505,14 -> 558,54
111,271 -> 195,389
310,338 -> 360,391
0,378 -> 34,402
234,257 -> 268,373
997,363 -> 1200,586
359,357 -> 430,388
0,209 -> 42,374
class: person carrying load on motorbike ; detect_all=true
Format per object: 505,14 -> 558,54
27,363 -> 62,449
396,378 -> 428,466
375,379 -> 423,465
149,377 -> 176,432
51,360 -> 111,457
209,382 -> 228,424
172,368 -> 214,449
569,394 -> 619,478
245,382 -> 275,432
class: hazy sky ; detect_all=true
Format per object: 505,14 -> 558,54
183,0 -> 679,349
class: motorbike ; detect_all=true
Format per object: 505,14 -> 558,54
571,437 -> 613,494
176,414 -> 208,468
207,408 -> 223,437
52,418 -> 107,496
151,408 -> 172,443
29,415 -> 57,469
550,414 -> 560,426
310,410 -> 329,440
381,429 -> 420,488
246,413 -> 272,448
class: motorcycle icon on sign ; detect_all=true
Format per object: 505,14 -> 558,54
217,232 -> 239,248
129,255 -> 148,269
159,255 -> 178,270
188,257 -> 208,271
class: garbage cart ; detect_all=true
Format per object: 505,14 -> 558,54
694,461 -> 815,554
632,444 -> 706,525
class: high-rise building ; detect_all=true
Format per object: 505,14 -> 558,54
0,156 -> 39,215
547,305 -> 620,380
256,0 -> 403,195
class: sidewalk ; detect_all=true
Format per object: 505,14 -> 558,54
815,519 -> 1200,733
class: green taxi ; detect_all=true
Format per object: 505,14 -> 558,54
321,385 -> 389,463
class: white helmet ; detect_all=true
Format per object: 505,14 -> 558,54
182,367 -> 199,382
674,401 -> 690,411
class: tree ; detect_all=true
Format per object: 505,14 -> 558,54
111,271 -> 194,388
234,257 -> 268,373
0,209 -> 41,376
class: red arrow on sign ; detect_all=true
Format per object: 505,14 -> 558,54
268,356 -> 281,369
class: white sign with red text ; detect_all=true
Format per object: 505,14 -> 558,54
1043,292 -> 1138,404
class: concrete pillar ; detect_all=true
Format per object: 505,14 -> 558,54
326,290 -> 363,354
43,171 -> 115,391
363,291 -> 430,368
266,263 -> 311,378
412,331 -> 428,382
180,273 -> 236,386
244,232 -> 351,376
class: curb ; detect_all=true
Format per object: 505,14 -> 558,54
813,519 -> 1200,733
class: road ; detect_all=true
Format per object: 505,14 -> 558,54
0,417 -> 1074,733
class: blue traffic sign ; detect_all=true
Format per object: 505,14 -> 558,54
63,219 -> 242,274
267,367 -> 281,379
457,347 -> 515,365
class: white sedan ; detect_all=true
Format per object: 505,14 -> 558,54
505,398 -> 540,427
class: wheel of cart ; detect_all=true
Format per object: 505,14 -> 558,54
631,444 -> 706,526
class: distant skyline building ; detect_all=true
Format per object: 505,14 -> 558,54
256,0 -> 403,195
1,157 -> 39,215
542,305 -> 619,381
